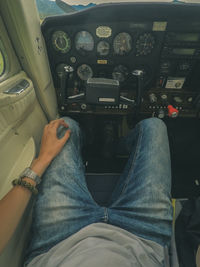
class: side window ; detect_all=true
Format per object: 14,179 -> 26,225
0,50 -> 5,76
0,16 -> 20,84
0,39 -> 9,80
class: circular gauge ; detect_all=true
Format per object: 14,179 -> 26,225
0,50 -> 5,76
75,31 -> 94,54
77,64 -> 93,81
112,65 -> 129,82
136,33 -> 155,56
52,31 -> 71,53
97,41 -> 110,56
113,32 -> 132,56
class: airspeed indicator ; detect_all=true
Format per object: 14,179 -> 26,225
52,31 -> 71,53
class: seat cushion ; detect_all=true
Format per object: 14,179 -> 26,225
86,173 -> 120,206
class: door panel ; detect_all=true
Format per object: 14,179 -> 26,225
0,0 -> 58,120
0,15 -> 48,267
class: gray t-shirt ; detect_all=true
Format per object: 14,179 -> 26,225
27,223 -> 169,267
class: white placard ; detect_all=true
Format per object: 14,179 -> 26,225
153,21 -> 167,31
99,98 -> 115,102
165,77 -> 186,89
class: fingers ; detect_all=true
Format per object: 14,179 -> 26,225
60,129 -> 71,144
49,119 -> 69,129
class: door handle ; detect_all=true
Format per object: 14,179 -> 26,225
4,79 -> 30,95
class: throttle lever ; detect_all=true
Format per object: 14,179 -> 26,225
132,69 -> 144,108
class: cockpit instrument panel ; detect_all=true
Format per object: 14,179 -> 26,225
42,2 -> 200,117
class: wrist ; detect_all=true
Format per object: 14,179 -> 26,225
30,156 -> 51,177
21,177 -> 36,187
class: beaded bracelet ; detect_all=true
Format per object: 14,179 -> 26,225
12,178 -> 38,195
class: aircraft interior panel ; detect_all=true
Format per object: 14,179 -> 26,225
0,2 -> 200,266
42,3 -> 200,119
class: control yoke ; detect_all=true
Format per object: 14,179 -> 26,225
58,66 -> 144,108
67,77 -> 136,106
57,64 -> 74,103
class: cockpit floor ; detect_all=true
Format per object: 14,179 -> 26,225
71,115 -> 200,199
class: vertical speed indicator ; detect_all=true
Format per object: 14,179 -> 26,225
52,31 -> 71,54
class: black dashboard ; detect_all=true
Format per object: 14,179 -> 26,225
42,2 -> 200,118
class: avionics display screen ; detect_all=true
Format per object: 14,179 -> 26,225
172,48 -> 196,55
174,33 -> 199,42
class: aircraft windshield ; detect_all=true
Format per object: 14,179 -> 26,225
36,0 -> 200,19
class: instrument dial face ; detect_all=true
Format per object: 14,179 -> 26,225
136,33 -> 155,56
0,50 -> 5,76
112,65 -> 129,82
75,31 -> 94,54
97,41 -> 110,56
52,31 -> 71,53
113,32 -> 132,56
77,64 -> 93,81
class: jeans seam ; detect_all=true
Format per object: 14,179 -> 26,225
120,122 -> 143,196
104,207 -> 108,222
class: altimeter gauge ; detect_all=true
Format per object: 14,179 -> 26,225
52,31 -> 71,53
113,32 -> 132,56
136,33 -> 155,56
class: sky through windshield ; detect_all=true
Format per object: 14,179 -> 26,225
36,0 -> 200,20
62,0 -> 200,5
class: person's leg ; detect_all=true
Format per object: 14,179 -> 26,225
25,117 -> 104,264
107,118 -> 173,246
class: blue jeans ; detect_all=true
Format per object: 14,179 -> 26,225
25,117 -> 173,264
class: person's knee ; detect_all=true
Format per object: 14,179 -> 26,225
141,118 -> 167,134
61,117 -> 80,133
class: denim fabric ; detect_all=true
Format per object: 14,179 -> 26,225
25,117 -> 172,265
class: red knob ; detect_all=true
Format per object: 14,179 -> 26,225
167,105 -> 179,118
